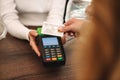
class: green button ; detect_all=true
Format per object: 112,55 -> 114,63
37,27 -> 44,36
58,57 -> 63,61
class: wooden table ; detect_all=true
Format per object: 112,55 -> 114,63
0,34 -> 80,80
1,34 -> 120,80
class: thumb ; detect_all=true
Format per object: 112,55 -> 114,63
58,25 -> 72,32
29,30 -> 38,37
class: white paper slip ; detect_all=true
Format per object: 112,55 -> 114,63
41,22 -> 64,37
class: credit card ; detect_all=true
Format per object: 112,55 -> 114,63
41,22 -> 64,37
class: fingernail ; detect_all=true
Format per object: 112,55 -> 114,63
38,54 -> 40,57
58,27 -> 63,31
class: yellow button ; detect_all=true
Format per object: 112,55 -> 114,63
52,58 -> 57,61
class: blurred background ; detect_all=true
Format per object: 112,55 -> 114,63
70,0 -> 91,19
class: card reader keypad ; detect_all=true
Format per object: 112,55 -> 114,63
43,45 -> 63,62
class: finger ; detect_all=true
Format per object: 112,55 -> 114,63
30,30 -> 38,37
64,20 -> 73,26
58,18 -> 75,32
61,35 -> 66,44
58,25 -> 73,32
64,18 -> 76,25
30,37 -> 40,56
58,27 -> 64,32
62,25 -> 73,32
30,41 -> 41,56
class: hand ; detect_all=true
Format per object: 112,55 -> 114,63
58,18 -> 85,36
29,30 -> 40,56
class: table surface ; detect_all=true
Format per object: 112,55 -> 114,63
0,34 -> 81,80
1,34 -> 120,80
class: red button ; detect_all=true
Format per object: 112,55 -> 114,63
46,58 -> 51,61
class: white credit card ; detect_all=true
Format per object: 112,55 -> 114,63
41,22 -> 64,37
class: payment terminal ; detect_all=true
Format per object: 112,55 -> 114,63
36,28 -> 66,66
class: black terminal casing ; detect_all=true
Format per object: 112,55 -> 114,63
36,35 -> 66,66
